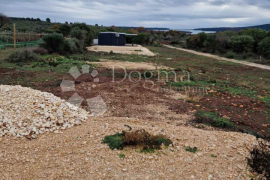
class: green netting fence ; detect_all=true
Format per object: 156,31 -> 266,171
0,39 -> 43,50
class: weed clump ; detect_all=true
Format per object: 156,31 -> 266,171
248,139 -> 270,179
102,129 -> 173,152
185,146 -> 198,153
194,110 -> 233,128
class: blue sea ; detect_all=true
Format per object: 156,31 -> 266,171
176,29 -> 216,35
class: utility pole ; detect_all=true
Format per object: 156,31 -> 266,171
13,23 -> 16,49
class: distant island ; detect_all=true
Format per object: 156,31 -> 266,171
195,23 -> 270,32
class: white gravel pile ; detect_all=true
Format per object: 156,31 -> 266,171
0,85 -> 89,138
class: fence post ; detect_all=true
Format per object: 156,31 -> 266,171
14,23 -> 16,49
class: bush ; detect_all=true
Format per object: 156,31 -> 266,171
31,47 -> 48,55
198,32 -> 207,47
170,40 -> 180,45
194,110 -> 233,128
41,33 -> 70,54
8,49 -> 39,63
186,35 -> 199,49
258,37 -> 270,59
67,38 -> 83,53
70,27 -> 86,49
102,129 -> 172,151
137,33 -> 151,45
205,34 -> 217,53
248,139 -> 270,179
225,51 -> 237,59
228,35 -> 255,53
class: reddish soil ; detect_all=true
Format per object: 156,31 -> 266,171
0,67 -> 269,137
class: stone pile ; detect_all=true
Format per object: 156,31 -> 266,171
0,85 -> 89,138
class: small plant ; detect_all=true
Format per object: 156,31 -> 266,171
119,153 -> 125,159
185,146 -> 198,153
211,154 -> 217,158
102,129 -> 173,152
102,133 -> 125,150
109,50 -> 114,54
194,110 -> 233,128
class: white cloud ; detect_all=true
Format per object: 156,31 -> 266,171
1,0 -> 270,28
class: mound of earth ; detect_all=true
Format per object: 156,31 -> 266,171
0,85 -> 88,138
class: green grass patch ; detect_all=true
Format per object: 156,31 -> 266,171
195,110 -> 234,128
119,153 -> 125,159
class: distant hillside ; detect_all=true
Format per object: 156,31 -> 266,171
116,26 -> 170,31
195,24 -> 270,32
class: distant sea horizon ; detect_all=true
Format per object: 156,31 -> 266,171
175,29 -> 216,35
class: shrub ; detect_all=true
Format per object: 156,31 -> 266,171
241,51 -> 255,59
32,47 -> 48,55
186,35 -> 199,49
70,27 -> 86,49
67,38 -> 83,53
225,51 -> 237,59
170,40 -> 180,45
137,33 -> 151,45
194,110 -> 233,128
41,33 -> 70,54
205,34 -> 217,53
248,139 -> 270,179
102,129 -> 172,152
59,24 -> 71,37
228,35 -> 255,53
8,49 -> 39,63
258,37 -> 270,59
216,32 -> 230,53
198,32 -> 207,47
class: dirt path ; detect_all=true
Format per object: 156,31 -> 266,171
164,45 -> 270,71
88,59 -> 172,70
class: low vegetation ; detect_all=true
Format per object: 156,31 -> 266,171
102,129 -> 173,152
248,139 -> 270,179
8,49 -> 39,63
185,146 -> 198,153
194,110 -> 234,128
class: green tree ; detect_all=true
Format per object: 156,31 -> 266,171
198,32 -> 207,47
0,13 -> 11,28
205,34 -> 217,53
46,18 -> 51,23
70,27 -> 86,49
228,35 -> 255,53
59,24 -> 71,37
41,33 -> 70,54
258,37 -> 270,59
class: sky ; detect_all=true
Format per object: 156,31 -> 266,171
1,0 -> 270,29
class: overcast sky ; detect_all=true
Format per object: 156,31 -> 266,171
1,0 -> 270,29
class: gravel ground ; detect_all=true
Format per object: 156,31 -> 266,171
0,85 -> 258,179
